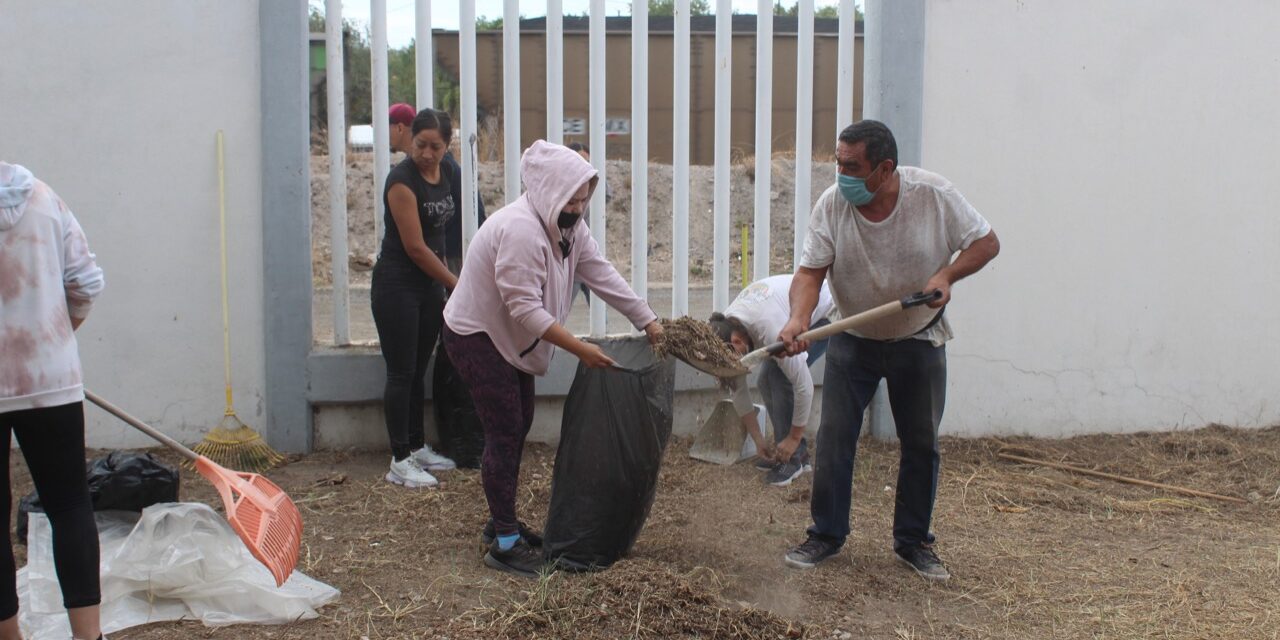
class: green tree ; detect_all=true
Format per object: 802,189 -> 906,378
645,0 -> 712,16
774,1 -> 863,21
386,42 -> 461,114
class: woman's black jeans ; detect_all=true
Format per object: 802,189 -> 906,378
371,264 -> 446,461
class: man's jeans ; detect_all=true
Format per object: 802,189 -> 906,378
757,318 -> 831,465
807,333 -> 946,551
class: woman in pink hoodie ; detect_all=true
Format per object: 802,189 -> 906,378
442,141 -> 662,578
0,163 -> 105,640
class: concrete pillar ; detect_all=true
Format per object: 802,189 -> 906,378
260,0 -> 313,452
862,0 -> 926,442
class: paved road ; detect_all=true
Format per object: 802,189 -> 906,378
313,284 -> 739,345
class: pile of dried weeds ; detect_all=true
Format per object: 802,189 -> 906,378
657,317 -> 747,376
457,560 -> 805,639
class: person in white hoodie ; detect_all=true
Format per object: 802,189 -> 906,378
709,274 -> 835,487
0,163 -> 105,640
442,141 -> 662,578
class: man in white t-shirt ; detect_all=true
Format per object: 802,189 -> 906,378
710,275 -> 835,487
778,120 -> 1000,582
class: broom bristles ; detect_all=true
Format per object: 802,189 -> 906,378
192,414 -> 285,474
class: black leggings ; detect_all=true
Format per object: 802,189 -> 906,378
371,267 -> 447,461
0,402 -> 100,618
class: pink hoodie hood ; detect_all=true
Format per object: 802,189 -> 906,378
519,140 -> 599,250
444,141 -> 655,375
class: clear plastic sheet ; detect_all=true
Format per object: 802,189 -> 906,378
19,502 -> 339,639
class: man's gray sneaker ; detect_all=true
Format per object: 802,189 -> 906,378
895,544 -> 950,582
765,462 -> 810,487
783,535 -> 841,569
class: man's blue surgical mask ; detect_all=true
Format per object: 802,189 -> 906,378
838,173 -> 876,206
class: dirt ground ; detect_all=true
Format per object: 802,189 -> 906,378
310,153 -> 836,288
11,424 -> 1280,639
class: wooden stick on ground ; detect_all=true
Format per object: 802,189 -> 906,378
995,452 -> 1248,504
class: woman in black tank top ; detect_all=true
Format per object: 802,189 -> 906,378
371,109 -> 460,488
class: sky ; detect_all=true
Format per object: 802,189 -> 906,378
311,1 -> 860,48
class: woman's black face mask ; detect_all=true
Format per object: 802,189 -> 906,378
557,211 -> 581,228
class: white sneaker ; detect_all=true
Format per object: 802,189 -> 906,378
411,445 -> 457,471
386,457 -> 439,488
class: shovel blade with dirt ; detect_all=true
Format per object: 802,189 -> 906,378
656,317 -> 750,378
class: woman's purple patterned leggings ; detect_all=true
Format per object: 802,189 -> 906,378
441,325 -> 535,537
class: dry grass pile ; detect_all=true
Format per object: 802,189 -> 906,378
457,561 -> 806,640
33,425 -> 1280,639
657,316 -> 747,376
947,424 -> 1280,515
925,426 -> 1280,639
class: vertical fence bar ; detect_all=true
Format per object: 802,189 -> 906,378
546,0 -> 563,144
503,0 -> 521,204
324,0 -> 349,345
589,0 -> 607,336
862,0 -> 880,122
414,0 -> 432,108
836,0 -> 856,131
753,0 -> 772,281
371,0 -> 389,245
793,0 -> 814,270
460,0 -> 479,251
713,0 -> 731,309
672,0 -> 691,318
631,0 -> 648,299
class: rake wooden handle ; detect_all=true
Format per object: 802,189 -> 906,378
740,291 -> 942,369
84,390 -> 201,463
996,453 -> 1248,504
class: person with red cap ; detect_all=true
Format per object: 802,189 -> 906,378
389,103 -> 484,274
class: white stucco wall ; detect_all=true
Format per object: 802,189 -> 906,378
0,2 -> 264,447
922,0 -> 1280,436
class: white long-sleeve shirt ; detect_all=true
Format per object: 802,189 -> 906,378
725,275 -> 833,427
0,163 -> 104,413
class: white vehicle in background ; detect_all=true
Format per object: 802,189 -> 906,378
347,124 -> 373,151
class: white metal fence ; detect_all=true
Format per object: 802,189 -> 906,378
322,0 -> 861,346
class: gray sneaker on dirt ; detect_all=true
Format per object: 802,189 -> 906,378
895,544 -> 950,582
765,462 -> 810,486
754,457 -> 777,471
481,520 -> 544,548
784,535 -> 841,569
484,537 -> 547,578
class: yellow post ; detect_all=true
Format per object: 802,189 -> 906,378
740,224 -> 750,287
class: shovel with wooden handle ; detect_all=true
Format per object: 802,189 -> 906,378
738,290 -> 943,370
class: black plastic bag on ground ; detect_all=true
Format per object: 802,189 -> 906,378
543,337 -> 675,571
433,346 -> 486,468
18,451 -> 180,544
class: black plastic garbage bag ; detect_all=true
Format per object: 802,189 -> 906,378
18,451 -> 180,544
543,337 -> 675,571
433,346 -> 486,469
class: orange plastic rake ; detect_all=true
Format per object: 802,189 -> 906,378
84,390 -> 302,586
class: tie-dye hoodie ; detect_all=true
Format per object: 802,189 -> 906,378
444,140 -> 656,375
0,162 -> 104,413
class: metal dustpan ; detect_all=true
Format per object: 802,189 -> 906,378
690,400 -> 763,465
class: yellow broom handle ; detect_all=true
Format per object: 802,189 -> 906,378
217,131 -> 234,416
